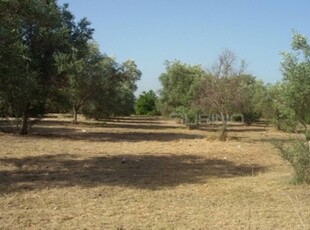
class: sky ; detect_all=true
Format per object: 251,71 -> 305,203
57,0 -> 310,96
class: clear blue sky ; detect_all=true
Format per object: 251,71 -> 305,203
58,0 -> 309,96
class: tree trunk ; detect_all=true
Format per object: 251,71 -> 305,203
72,95 -> 89,124
20,109 -> 29,135
73,106 -> 78,124
219,112 -> 227,141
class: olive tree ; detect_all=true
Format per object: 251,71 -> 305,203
194,50 -> 247,140
280,32 -> 310,136
158,60 -> 205,122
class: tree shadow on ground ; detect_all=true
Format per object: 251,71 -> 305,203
94,122 -> 181,130
0,119 -> 184,135
0,154 -> 266,194
0,119 -> 199,142
237,135 -> 304,145
33,119 -> 182,130
30,129 -> 205,142
102,116 -> 161,123
199,125 -> 267,132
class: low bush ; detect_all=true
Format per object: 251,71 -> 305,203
276,140 -> 310,184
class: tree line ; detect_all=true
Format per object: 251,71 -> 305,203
1,1 -> 309,141
0,0 -> 141,134
136,32 -> 310,141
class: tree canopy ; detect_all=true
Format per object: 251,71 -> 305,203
135,90 -> 159,115
1,1 -> 309,141
0,0 -> 141,133
158,60 -> 205,115
0,0 -> 74,134
280,32 -> 310,132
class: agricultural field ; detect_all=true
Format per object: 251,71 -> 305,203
0,115 -> 309,229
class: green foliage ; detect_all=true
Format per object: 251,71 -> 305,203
236,75 -> 266,125
304,130 -> 310,141
56,42 -> 103,122
267,32 -> 310,133
267,83 -> 298,132
173,106 -> 199,128
81,58 -> 141,120
0,97 -> 10,117
242,112 -> 262,125
114,60 -> 142,116
0,0 -> 141,130
276,140 -> 310,184
279,31 -> 310,131
158,60 -> 205,115
135,90 -> 159,115
0,0 -> 84,133
272,116 -> 298,133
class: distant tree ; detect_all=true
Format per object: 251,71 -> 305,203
158,60 -> 205,116
79,56 -> 121,119
56,42 -> 103,123
81,58 -> 141,119
113,59 -> 142,116
252,82 -> 273,122
135,90 -> 159,115
51,4 -> 96,123
194,50 -> 247,140
236,75 -> 267,125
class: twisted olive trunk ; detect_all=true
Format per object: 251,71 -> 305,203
20,107 -> 29,135
73,105 -> 78,124
72,95 -> 89,124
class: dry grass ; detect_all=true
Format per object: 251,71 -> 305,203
0,115 -> 309,229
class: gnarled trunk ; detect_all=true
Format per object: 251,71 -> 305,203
20,109 -> 29,135
73,106 -> 78,124
72,96 -> 89,124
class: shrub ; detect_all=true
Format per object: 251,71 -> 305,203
272,116 -> 298,132
304,130 -> 310,141
172,107 -> 199,129
276,140 -> 310,184
244,112 -> 261,125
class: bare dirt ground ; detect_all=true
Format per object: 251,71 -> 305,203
0,115 -> 309,229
